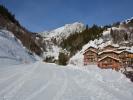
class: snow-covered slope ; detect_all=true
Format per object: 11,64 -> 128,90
41,22 -> 85,61
0,61 -> 133,100
0,29 -> 35,66
121,17 -> 133,24
40,22 -> 85,41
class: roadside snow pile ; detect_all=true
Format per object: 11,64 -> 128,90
0,29 -> 35,67
0,62 -> 133,100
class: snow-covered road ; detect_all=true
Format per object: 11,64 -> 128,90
0,62 -> 133,100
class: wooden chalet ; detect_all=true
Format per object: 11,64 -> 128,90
83,46 -> 98,65
98,50 -> 119,60
119,50 -> 133,67
98,56 -> 121,70
128,52 -> 133,67
98,49 -> 121,70
83,44 -> 133,70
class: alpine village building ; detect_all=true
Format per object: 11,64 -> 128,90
83,45 -> 133,70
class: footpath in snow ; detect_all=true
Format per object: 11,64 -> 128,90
0,62 -> 133,100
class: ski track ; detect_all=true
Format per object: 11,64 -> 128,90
25,67 -> 57,100
52,69 -> 68,100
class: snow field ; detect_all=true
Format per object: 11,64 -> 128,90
0,62 -> 133,100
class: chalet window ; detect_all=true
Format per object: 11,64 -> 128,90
106,58 -> 112,63
88,54 -> 93,56
131,59 -> 133,63
129,58 -> 133,66
90,58 -> 94,62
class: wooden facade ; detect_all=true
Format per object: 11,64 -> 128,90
98,51 -> 119,60
83,44 -> 133,70
128,53 -> 133,67
98,56 -> 121,70
83,47 -> 98,65
119,51 -> 133,67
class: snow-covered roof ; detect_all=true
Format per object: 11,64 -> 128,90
117,49 -> 133,54
125,49 -> 133,54
98,41 -> 119,49
84,41 -> 98,49
85,46 -> 98,51
83,49 -> 97,54
98,50 -> 119,55
98,56 -> 120,62
98,49 -> 133,55
117,46 -> 127,50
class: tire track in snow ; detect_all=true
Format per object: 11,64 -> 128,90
52,69 -> 68,100
0,72 -> 19,84
71,71 -> 132,100
0,62 -> 39,97
25,66 -> 57,100
0,66 -> 28,83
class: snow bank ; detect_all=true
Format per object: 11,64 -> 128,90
0,30 -> 35,67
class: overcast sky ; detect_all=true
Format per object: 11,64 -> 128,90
0,0 -> 133,32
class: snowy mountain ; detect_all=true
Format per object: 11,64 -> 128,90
40,22 -> 85,62
40,22 -> 85,42
0,29 -> 35,66
0,61 -> 133,100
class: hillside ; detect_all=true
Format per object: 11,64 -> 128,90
40,23 -> 104,64
0,29 -> 36,67
69,18 -> 133,65
0,5 -> 43,56
40,22 -> 86,63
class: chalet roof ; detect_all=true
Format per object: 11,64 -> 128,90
98,50 -> 119,55
86,46 -> 97,49
126,49 -> 133,54
83,49 -> 97,55
118,50 -> 133,54
98,41 -> 119,49
98,49 -> 133,55
98,56 -> 120,62
117,46 -> 127,50
104,44 -> 119,48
